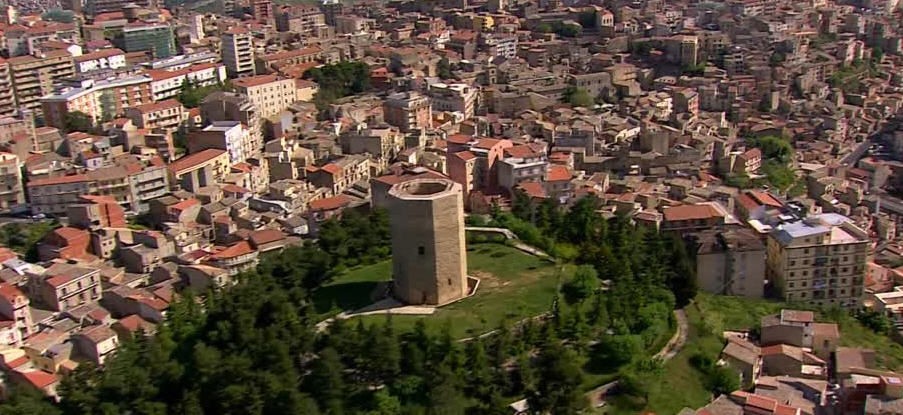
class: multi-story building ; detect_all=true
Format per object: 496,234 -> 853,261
31,263 -> 101,312
480,34 -> 517,59
200,92 -> 264,159
767,213 -> 869,308
74,48 -> 126,73
4,23 -> 80,57
275,5 -> 326,34
383,92 -> 431,132
221,27 -> 255,78
8,51 -> 75,114
206,241 -> 259,275
308,155 -> 370,196
41,75 -> 154,128
26,161 -> 167,214
166,148 -> 232,192
0,282 -> 34,343
252,0 -> 274,24
696,228 -> 766,298
256,47 -> 321,74
0,152 -> 25,213
0,59 -> 17,116
187,121 -> 255,164
428,82 -> 477,120
120,23 -> 176,59
231,74 -> 297,119
145,63 -> 227,102
496,145 -> 548,191
84,0 -> 154,15
123,99 -> 186,131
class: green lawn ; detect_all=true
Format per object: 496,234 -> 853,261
356,243 -> 563,339
312,261 -> 392,319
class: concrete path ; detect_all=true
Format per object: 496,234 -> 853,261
465,226 -> 551,259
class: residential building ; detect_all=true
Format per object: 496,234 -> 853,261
206,241 -> 259,275
0,59 -> 17,116
120,23 -> 176,59
252,0 -> 274,24
761,310 -> 840,359
200,92 -> 263,158
145,63 -> 227,101
74,48 -> 126,73
308,155 -> 370,196
0,152 -> 25,213
0,282 -> 34,343
123,99 -> 186,131
41,75 -> 154,128
497,145 -> 547,191
67,194 -> 126,229
695,228 -> 766,298
71,325 -> 118,364
661,203 -> 727,231
428,82 -> 477,120
231,74 -> 297,119
221,27 -> 255,78
8,51 -> 75,114
766,214 -> 869,308
274,6 -> 326,35
166,148 -> 231,192
26,161 -> 167,214
187,121 -> 256,164
256,47 -> 321,73
31,263 -> 101,312
84,0 -> 154,15
383,92 -> 431,132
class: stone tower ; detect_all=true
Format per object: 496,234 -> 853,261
388,178 -> 468,305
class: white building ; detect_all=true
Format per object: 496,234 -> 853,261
74,48 -> 126,73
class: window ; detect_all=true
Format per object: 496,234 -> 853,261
418,246 -> 425,255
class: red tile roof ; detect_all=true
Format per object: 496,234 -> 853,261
18,370 -> 58,389
453,150 -> 476,161
447,134 -> 473,144
309,195 -> 351,211
26,174 -> 90,187
546,165 -> 571,182
504,145 -> 539,159
169,198 -> 199,211
0,283 -> 24,304
517,182 -> 547,199
116,314 -> 155,333
232,74 -> 284,89
320,164 -> 342,175
74,48 -> 124,62
662,204 -> 721,221
167,149 -> 227,173
250,229 -> 285,246
210,241 -> 255,259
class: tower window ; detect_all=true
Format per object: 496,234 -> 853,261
418,246 -> 425,255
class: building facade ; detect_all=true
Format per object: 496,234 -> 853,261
221,27 -> 255,78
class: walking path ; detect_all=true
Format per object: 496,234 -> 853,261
585,307 -> 690,407
465,226 -> 551,259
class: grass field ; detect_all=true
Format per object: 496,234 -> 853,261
314,243 -> 563,339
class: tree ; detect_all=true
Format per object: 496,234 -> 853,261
751,135 -> 793,163
307,348 -> 346,411
527,343 -> 587,414
562,265 -> 600,304
64,110 -> 94,133
555,22 -> 582,38
858,309 -> 892,335
594,334 -> 643,367
0,385 -> 62,415
564,87 -> 593,108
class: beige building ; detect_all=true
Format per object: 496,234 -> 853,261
383,92 -> 431,132
388,178 -> 468,305
221,27 -> 255,78
767,214 -> 868,308
0,59 -> 17,116
0,152 -> 25,213
696,228 -> 766,298
30,263 -> 101,312
232,74 -> 297,119
41,75 -> 153,129
123,99 -> 186,131
8,50 -> 75,114
166,148 -> 232,192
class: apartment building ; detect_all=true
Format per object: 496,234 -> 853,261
8,51 -> 75,114
4,23 -> 80,57
187,121 -> 255,163
274,5 -> 326,34
428,82 -> 477,120
200,92 -> 263,159
74,48 -> 126,73
26,161 -> 168,214
0,282 -> 34,343
123,99 -> 186,131
252,0 -> 274,24
41,75 -> 154,129
0,59 -> 17,117
84,0 -> 154,15
231,74 -> 297,119
120,23 -> 176,59
221,27 -> 255,78
767,213 -> 869,308
256,47 -> 321,73
145,63 -> 227,101
383,92 -> 431,132
497,145 -> 548,191
0,152 -> 25,213
308,155 -> 370,196
167,149 -> 232,192
696,228 -> 766,298
31,263 -> 101,312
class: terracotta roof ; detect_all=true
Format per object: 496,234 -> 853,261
18,370 -> 58,389
262,47 -> 322,62
232,74 -> 284,89
447,134 -> 472,144
741,147 -> 762,160
453,150 -> 476,161
167,149 -> 227,173
250,229 -> 285,246
504,145 -> 539,159
223,26 -> 250,35
221,184 -> 251,194
170,198 -> 199,211
473,138 -> 502,149
51,227 -> 87,242
133,99 -> 183,113
0,283 -> 24,304
74,48 -> 124,62
210,241 -> 255,259
517,182 -> 547,199
662,204 -> 721,221
546,165 -> 571,182
320,164 -> 342,175
309,195 -> 351,211
116,314 -> 155,333
26,173 -> 90,187
781,309 -> 814,323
